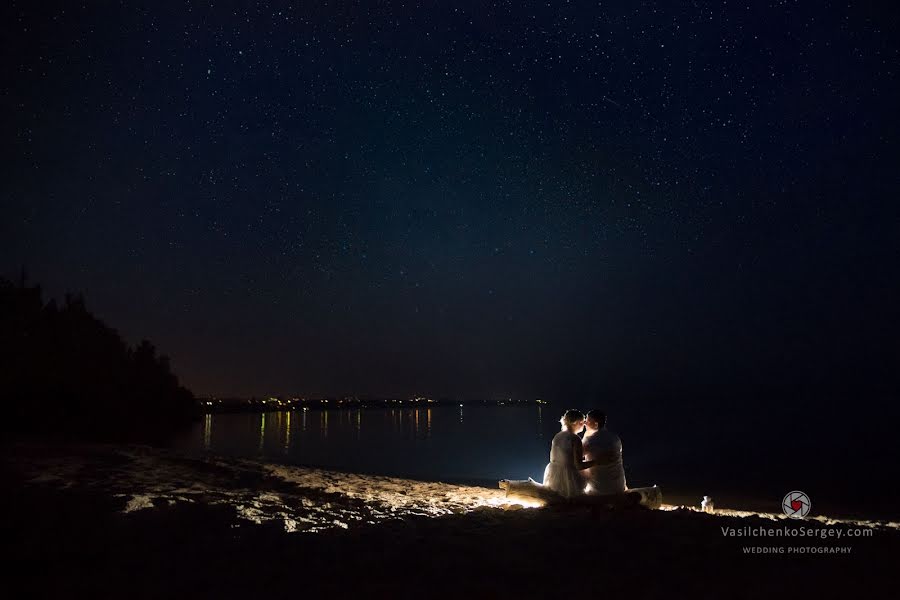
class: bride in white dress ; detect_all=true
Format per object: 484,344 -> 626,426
542,409 -> 597,498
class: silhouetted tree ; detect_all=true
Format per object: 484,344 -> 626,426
0,276 -> 197,441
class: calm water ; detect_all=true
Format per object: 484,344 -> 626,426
174,406 -> 559,483
171,405 -> 898,518
171,406 -> 745,493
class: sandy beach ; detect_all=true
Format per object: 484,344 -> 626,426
5,441 -> 898,599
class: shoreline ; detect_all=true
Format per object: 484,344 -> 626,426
6,441 -> 900,598
8,439 -> 898,530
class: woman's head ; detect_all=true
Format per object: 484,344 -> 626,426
559,409 -> 585,432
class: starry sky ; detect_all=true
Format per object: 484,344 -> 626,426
3,1 -> 899,407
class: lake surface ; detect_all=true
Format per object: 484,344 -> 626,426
171,405 -> 755,497
171,405 -> 899,519
174,406 -> 559,484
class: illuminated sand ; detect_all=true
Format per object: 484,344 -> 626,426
12,443 -> 898,535
14,445 -> 526,533
9,442 -> 900,599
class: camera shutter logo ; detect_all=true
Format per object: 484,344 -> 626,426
782,491 -> 811,519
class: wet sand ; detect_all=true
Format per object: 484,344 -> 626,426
4,441 -> 898,598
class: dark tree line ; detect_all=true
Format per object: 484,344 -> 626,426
0,275 -> 197,440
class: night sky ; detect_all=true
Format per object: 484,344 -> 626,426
3,1 -> 898,408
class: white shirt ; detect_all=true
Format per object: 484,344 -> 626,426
582,427 -> 627,495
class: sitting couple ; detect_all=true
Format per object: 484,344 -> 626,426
543,409 -> 626,498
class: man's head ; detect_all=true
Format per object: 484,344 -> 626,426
586,409 -> 607,432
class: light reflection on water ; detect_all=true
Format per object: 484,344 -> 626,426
174,405 -> 900,520
181,405 -> 715,495
182,406 -> 552,483
258,412 -> 265,452
203,413 -> 212,451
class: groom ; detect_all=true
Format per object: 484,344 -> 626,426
581,409 -> 627,495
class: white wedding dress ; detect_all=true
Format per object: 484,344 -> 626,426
542,430 -> 585,498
